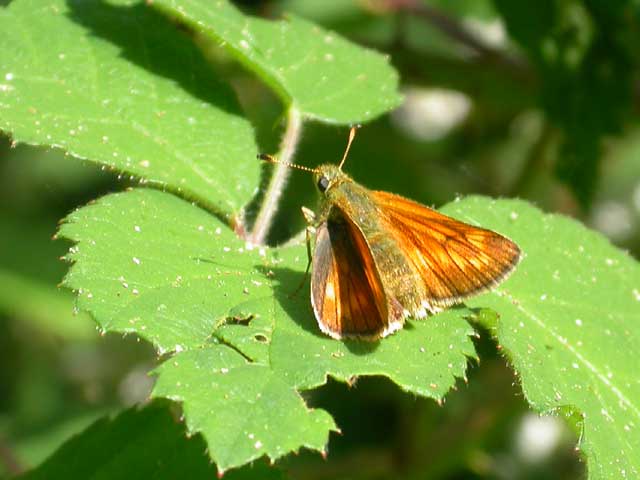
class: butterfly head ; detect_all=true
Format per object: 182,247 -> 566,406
258,126 -> 358,196
315,164 -> 348,194
314,125 -> 359,194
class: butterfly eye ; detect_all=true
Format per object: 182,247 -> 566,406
317,176 -> 330,192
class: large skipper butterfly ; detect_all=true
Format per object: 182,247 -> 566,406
261,128 -> 521,340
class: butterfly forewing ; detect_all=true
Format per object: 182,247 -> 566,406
311,209 -> 403,339
371,191 -> 521,307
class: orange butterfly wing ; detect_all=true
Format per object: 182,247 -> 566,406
311,208 -> 404,339
371,191 -> 521,308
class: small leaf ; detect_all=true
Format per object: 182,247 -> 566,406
151,0 -> 402,124
0,0 -> 259,218
153,346 -> 337,473
442,196 -> 640,480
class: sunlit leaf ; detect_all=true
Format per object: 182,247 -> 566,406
151,0 -> 402,124
0,0 -> 259,219
58,188 -> 476,470
443,196 -> 640,480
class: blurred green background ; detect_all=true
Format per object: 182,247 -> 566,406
2,0 -> 639,478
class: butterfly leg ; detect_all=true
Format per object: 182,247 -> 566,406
301,206 -> 317,282
289,208 -> 317,298
303,224 -> 316,274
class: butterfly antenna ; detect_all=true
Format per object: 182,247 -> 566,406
257,154 -> 318,174
338,125 -> 359,170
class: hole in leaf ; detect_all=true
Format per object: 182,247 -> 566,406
225,314 -> 254,326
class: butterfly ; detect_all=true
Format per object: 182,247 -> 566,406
261,128 -> 521,340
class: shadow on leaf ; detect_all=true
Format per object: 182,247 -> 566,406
258,264 -> 321,337
65,0 -> 242,117
259,264 -> 382,354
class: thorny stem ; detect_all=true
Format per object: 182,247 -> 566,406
248,106 -> 302,245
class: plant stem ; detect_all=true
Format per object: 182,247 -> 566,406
248,106 -> 302,245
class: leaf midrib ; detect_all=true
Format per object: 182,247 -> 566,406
505,293 -> 639,471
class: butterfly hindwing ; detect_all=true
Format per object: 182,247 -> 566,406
311,207 -> 404,339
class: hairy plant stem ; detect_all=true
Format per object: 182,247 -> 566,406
248,106 -> 302,245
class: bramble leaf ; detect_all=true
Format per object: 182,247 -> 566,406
153,347 -> 337,473
151,0 -> 402,124
59,188 -> 270,353
58,188 -> 476,471
59,187 -> 640,476
443,197 -> 640,480
0,0 -> 402,224
0,0 -> 258,219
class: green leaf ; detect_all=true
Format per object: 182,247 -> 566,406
60,185 -> 640,476
265,255 -> 476,396
58,188 -> 270,353
58,188 -> 476,470
18,400 -> 287,479
0,0 -> 259,218
151,0 -> 402,124
440,196 -> 640,480
153,346 -> 337,473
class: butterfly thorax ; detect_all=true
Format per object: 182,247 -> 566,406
314,166 -> 377,231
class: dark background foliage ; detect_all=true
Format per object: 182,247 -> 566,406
2,0 -> 639,478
